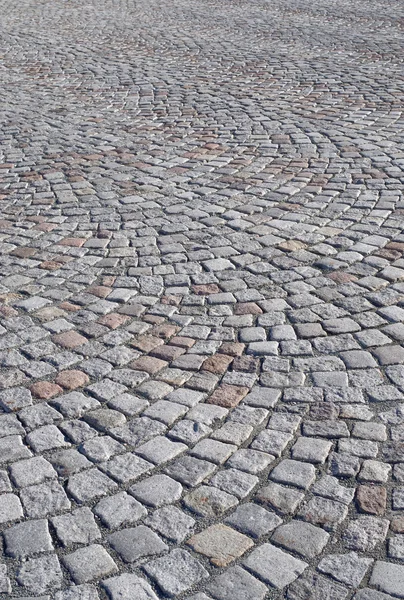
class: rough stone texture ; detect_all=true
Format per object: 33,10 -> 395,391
144,549 -> 209,596
243,543 -> 308,588
187,524 -> 254,566
0,0 -> 403,596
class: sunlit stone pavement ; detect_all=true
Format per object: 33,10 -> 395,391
0,0 -> 404,597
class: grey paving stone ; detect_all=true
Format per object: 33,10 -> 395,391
145,505 -> 195,542
94,491 -> 147,529
270,459 -> 316,490
4,519 -> 54,558
369,561 -> 404,598
102,574 -> 158,600
318,552 -> 373,587
210,467 -> 258,498
55,585 -> 101,600
243,542 -> 308,589
130,474 -> 182,507
184,484 -> 238,517
108,525 -> 168,562
256,482 -> 304,514
206,566 -> 267,600
10,456 -> 57,487
20,479 -> 71,518
164,456 -> 216,486
144,549 -> 209,597
52,507 -> 101,546
16,555 -> 63,595
67,468 -> 118,503
63,544 -> 118,584
225,502 -> 282,538
287,570 -> 349,600
272,520 -> 329,558
343,516 -> 390,551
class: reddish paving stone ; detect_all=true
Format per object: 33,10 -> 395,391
30,381 -> 63,399
202,354 -> 233,374
328,271 -> 358,284
391,517 -> 404,533
129,356 -> 168,375
142,315 -> 165,325
152,323 -> 179,340
58,237 -> 87,247
97,313 -> 129,329
34,222 -> 58,232
59,302 -> 81,312
375,248 -> 401,260
357,485 -> 387,515
234,302 -> 263,315
53,330 -> 88,349
87,286 -> 112,298
192,284 -> 221,295
102,276 -> 116,286
11,247 -> 37,258
386,242 -> 404,252
207,385 -> 249,408
151,345 -> 186,362
131,335 -> 165,353
40,261 -> 63,271
55,370 -> 90,390
169,336 -> 196,349
161,295 -> 182,306
219,342 -> 245,357
232,356 -> 259,372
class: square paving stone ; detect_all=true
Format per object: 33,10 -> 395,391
130,474 -> 183,507
191,438 -> 237,464
243,542 -> 308,589
183,484 -> 238,518
94,491 -> 147,529
206,566 -> 267,600
63,544 -> 118,584
256,482 -> 304,514
270,459 -> 316,490
251,429 -> 293,456
67,468 -> 117,503
135,436 -> 187,465
271,520 -> 329,558
227,449 -> 275,474
52,507 -> 101,546
318,552 -> 373,587
298,496 -> 349,530
343,516 -> 390,551
164,456 -> 216,486
225,502 -> 282,538
187,524 -> 253,566
144,548 -> 209,597
291,437 -> 332,464
210,468 -> 258,498
101,452 -> 153,483
4,519 -> 53,558
20,480 -> 71,518
108,525 -> 168,563
55,585 -> 101,600
145,505 -> 195,542
0,492 -> 23,523
102,573 -> 158,600
370,561 -> 404,598
10,456 -> 57,488
287,569 -> 349,600
16,554 -> 63,595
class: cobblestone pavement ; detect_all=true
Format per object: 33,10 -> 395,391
0,0 -> 404,597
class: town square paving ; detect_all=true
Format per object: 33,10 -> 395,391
0,0 -> 404,597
